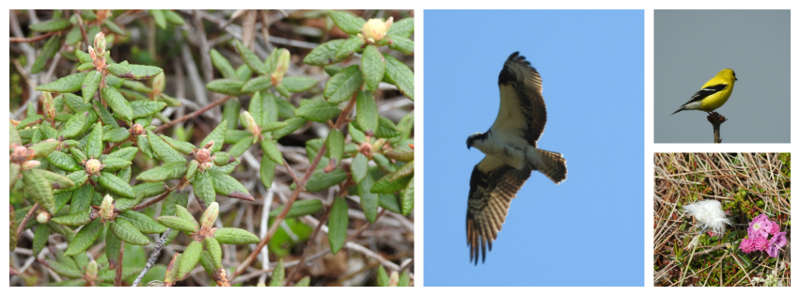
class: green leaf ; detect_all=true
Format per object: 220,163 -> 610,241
31,34 -> 62,74
33,225 -> 50,256
324,65 -> 362,103
204,237 -> 223,269
351,153 -> 368,183
334,35 -> 365,60
376,266 -> 389,286
384,55 -> 414,99
81,70 -> 101,101
51,210 -> 91,226
356,91 -> 378,132
233,40 -> 268,74
260,134 -> 283,164
158,135 -> 196,155
30,18 -> 71,32
64,218 -> 102,256
100,156 -> 131,171
192,171 -> 216,206
147,130 -> 185,162
59,111 -> 89,139
210,170 -> 253,201
327,197 -> 349,254
328,10 -> 365,35
178,240 -> 202,279
303,39 -> 346,66
105,226 -> 122,268
200,120 -> 227,152
132,182 -> 166,200
24,169 -> 56,213
213,227 -> 260,245
84,122 -> 103,158
269,259 -> 285,286
101,87 -> 133,121
37,169 -> 75,189
98,172 -> 135,198
387,17 -> 414,38
371,163 -> 413,194
295,276 -> 311,286
296,99 -> 340,122
348,123 -> 366,143
272,117 -> 306,140
131,100 -> 167,119
206,79 -> 243,96
260,154 -> 277,188
102,126 -> 129,143
106,147 -> 139,162
269,199 -> 323,219
305,168 -> 348,192
241,76 -> 272,93
376,116 -> 400,138
227,135 -> 253,158
280,76 -> 317,93
136,161 -> 187,182
388,36 -> 414,55
119,211 -> 167,234
164,10 -> 185,25
360,45 -> 385,91
156,216 -> 198,234
401,177 -> 414,216
150,10 -> 167,29
398,269 -> 411,286
36,72 -> 87,92
47,150 -> 80,171
108,62 -> 163,80
210,49 -> 237,79
326,128 -> 344,162
111,219 -> 150,245
357,175 -> 379,223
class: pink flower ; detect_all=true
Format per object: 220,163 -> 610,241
739,237 -> 755,253
748,214 -> 772,239
752,236 -> 769,251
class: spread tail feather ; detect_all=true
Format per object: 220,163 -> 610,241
533,149 -> 567,183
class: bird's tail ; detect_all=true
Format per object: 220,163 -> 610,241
533,149 -> 567,184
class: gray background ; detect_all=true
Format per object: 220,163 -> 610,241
654,10 -> 790,143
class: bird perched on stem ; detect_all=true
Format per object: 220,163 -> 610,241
672,68 -> 737,115
465,52 -> 566,264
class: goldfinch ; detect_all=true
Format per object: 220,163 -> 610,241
672,68 -> 737,115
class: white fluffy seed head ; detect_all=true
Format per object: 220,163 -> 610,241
683,199 -> 731,234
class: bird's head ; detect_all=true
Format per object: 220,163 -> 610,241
721,68 -> 737,81
466,132 -> 486,150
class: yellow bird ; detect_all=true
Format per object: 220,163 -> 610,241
672,68 -> 737,115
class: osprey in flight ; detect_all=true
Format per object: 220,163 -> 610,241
465,52 -> 567,264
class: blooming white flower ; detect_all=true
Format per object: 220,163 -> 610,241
683,199 -> 731,234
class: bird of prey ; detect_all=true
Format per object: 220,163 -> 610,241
672,68 -> 737,114
465,52 -> 567,264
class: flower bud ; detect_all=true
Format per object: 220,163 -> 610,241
200,202 -> 219,229
36,211 -> 51,224
22,160 -> 41,170
152,72 -> 165,97
99,194 -> 115,221
85,158 -> 103,175
85,260 -> 98,280
96,10 -> 110,23
130,123 -> 144,136
270,48 -> 291,86
389,271 -> 399,286
41,92 -> 55,122
93,32 -> 107,56
239,111 -> 261,139
361,17 -> 393,43
195,147 -> 213,164
371,138 -> 387,154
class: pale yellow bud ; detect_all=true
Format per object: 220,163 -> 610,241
152,72 -> 165,97
85,260 -> 98,280
36,211 -> 51,224
93,32 -> 106,56
239,111 -> 261,139
85,158 -> 103,175
361,17 -> 393,43
41,92 -> 55,121
22,160 -> 41,170
99,194 -> 115,221
270,48 -> 291,85
200,202 -> 219,229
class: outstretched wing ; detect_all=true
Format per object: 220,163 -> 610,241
491,51 -> 547,146
466,156 -> 531,264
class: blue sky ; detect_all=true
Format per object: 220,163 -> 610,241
423,10 -> 644,286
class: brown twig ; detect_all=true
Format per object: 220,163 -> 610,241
233,93 -> 358,279
707,112 -> 727,143
154,95 -> 233,133
10,31 -> 58,43
15,203 -> 40,243
114,241 -> 125,286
